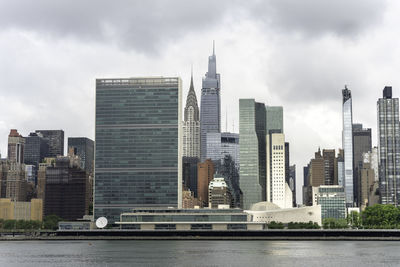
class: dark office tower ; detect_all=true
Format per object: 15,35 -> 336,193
200,42 -> 221,161
378,86 -> 400,205
352,123 -> 372,206
239,99 -> 266,209
323,149 -> 335,185
285,142 -> 290,184
68,137 -> 94,174
35,130 -> 64,157
197,159 -> 215,207
95,77 -> 182,223
289,165 -> 296,207
24,132 -> 49,183
285,142 -> 295,207
8,129 -> 25,163
303,164 -> 310,205
342,85 -> 354,207
44,156 -> 89,220
182,157 -> 199,196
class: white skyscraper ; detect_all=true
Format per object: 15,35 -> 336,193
266,132 -> 292,209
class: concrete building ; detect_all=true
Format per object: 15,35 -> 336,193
8,129 -> 25,164
0,198 -> 43,221
35,130 -> 64,157
317,185 -> 346,219
266,132 -> 292,209
352,124 -> 372,207
183,72 -> 200,159
359,150 -> 379,210
200,43 -> 221,161
197,159 -> 215,207
342,86 -> 354,207
117,208 -> 264,231
95,77 -> 182,223
182,190 -> 202,209
44,156 -> 89,220
37,158 -> 53,201
68,137 -> 94,174
246,202 -> 321,226
208,177 -> 232,208
6,162 -> 27,202
377,86 -> 400,205
239,99 -> 266,209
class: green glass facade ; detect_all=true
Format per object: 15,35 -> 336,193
266,106 -> 283,135
94,78 -> 182,223
317,186 -> 346,219
239,99 -> 266,209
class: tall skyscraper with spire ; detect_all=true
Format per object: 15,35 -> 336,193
183,71 -> 200,158
342,85 -> 354,207
200,42 -> 221,161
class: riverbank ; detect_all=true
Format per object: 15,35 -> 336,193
2,229 -> 400,241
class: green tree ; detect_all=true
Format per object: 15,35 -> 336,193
43,215 -> 63,230
361,204 -> 400,229
267,221 -> 284,229
323,218 -> 348,229
347,211 -> 361,228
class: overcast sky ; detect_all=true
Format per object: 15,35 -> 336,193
0,0 -> 398,204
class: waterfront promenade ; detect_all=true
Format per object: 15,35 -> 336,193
2,229 -> 400,241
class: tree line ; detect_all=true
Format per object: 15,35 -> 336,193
0,215 -> 62,231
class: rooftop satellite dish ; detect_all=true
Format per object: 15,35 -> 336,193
96,217 -> 108,229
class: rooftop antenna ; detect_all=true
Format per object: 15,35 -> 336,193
226,107 -> 228,132
232,120 -> 235,133
213,40 -> 215,55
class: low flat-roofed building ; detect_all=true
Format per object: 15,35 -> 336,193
317,185 -> 346,219
0,198 -> 43,221
116,208 -> 264,231
245,202 -> 322,225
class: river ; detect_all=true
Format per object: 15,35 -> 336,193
0,240 -> 398,266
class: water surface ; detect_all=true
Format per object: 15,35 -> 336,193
0,240 -> 398,266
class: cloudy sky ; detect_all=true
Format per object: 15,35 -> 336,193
0,0 -> 398,203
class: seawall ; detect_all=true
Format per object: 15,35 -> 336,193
2,229 -> 400,241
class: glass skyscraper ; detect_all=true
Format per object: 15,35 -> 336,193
342,86 -> 354,207
377,86 -> 400,205
239,99 -> 266,209
200,43 -> 221,161
95,77 -> 182,223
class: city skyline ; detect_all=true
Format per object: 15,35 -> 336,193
1,1 -> 400,205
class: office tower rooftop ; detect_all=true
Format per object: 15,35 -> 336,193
68,137 -> 94,174
35,130 -> 64,157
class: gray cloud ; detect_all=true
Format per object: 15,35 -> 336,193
0,0 -> 236,53
251,0 -> 387,37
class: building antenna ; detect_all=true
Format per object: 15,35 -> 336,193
232,120 -> 234,133
213,40 -> 215,55
226,106 -> 228,132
